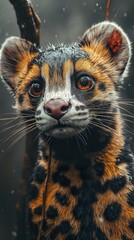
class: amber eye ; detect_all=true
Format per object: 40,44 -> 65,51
76,76 -> 94,91
29,82 -> 43,98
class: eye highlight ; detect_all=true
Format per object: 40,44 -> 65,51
76,76 -> 94,91
29,82 -> 43,98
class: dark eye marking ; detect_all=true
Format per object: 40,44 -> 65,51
98,82 -> 106,91
18,94 -> 24,104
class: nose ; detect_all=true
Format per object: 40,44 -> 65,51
44,99 -> 70,120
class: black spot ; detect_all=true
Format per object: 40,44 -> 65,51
98,82 -> 106,91
76,106 -> 80,111
129,219 -> 134,232
65,234 -> 76,240
49,220 -> 71,239
94,180 -> 108,194
28,184 -> 39,201
127,190 -> 134,207
34,205 -> 42,215
104,202 -> 122,222
73,198 -> 93,220
108,176 -> 127,194
42,220 -> 49,231
96,227 -> 108,240
53,172 -> 70,187
122,235 -> 131,240
34,165 -> 47,184
55,192 -> 69,206
58,164 -> 70,172
95,162 -> 105,177
59,220 -> 71,234
18,94 -> 24,104
46,205 -> 58,219
36,110 -> 41,115
73,203 -> 83,220
70,186 -> 80,196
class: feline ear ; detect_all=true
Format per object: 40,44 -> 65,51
81,21 -> 132,81
0,37 -> 37,91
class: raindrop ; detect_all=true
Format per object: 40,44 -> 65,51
100,6 -> 102,10
124,13 -> 127,17
128,83 -> 131,87
12,231 -> 17,237
63,7 -> 66,11
96,3 -> 99,7
55,34 -> 58,39
5,33 -> 9,37
11,190 -> 15,195
44,19 -> 46,23
2,149 -> 4,153
12,169 -> 16,173
83,2 -> 87,6
21,24 -> 25,29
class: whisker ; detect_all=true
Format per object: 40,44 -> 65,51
0,122 -> 36,144
4,125 -> 37,155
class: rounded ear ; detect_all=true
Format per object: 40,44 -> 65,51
0,36 -> 37,91
81,21 -> 132,81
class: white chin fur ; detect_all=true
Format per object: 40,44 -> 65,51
45,127 -> 85,139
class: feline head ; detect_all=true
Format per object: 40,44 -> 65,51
0,21 -> 131,140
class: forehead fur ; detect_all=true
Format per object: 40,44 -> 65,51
32,43 -> 88,66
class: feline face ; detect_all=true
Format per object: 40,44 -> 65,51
26,44 -> 116,139
0,21 -> 131,140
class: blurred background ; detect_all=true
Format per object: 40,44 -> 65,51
0,0 -> 134,239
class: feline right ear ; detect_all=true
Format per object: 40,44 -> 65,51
0,37 -> 37,92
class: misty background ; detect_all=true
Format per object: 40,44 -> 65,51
0,0 -> 134,239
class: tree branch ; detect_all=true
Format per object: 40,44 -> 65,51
9,0 -> 41,47
106,0 -> 111,21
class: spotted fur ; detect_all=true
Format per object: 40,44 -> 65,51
0,21 -> 134,240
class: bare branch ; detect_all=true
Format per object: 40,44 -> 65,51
106,0 -> 111,21
9,0 -> 41,47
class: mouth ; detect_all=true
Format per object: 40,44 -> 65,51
45,122 -> 84,139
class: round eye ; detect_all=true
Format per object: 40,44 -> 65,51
76,76 -> 94,91
29,82 -> 43,98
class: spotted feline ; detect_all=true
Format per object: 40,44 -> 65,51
0,21 -> 134,240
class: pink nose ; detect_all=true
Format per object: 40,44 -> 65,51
44,99 -> 70,120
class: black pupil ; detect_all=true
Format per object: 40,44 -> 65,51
33,83 -> 42,92
80,77 -> 90,86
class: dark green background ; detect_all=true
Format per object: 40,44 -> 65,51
0,0 -> 134,239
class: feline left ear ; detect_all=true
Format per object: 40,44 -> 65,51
81,21 -> 132,81
0,36 -> 37,92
